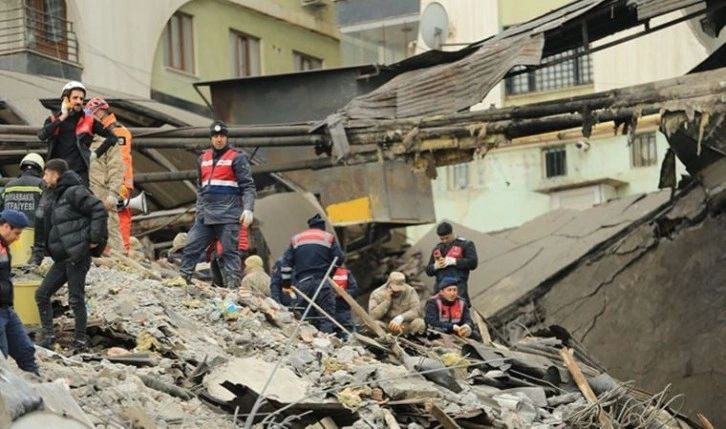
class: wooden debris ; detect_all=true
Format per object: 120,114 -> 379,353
326,277 -> 387,339
471,309 -> 493,344
559,347 -> 613,429
381,408 -> 401,429
424,400 -> 461,429
138,374 -> 195,401
698,414 -> 715,429
87,353 -> 157,367
109,250 -> 162,281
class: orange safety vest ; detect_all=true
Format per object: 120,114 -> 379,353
434,295 -> 465,324
200,148 -> 239,194
291,229 -> 334,249
50,113 -> 94,137
102,113 -> 133,192
332,267 -> 348,289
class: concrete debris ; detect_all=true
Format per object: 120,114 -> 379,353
0,261 -> 697,429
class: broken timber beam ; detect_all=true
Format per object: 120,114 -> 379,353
291,285 -> 353,338
424,400 -> 462,429
559,347 -> 613,429
326,278 -> 387,339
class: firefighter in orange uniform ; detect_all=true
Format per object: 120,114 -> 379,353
331,264 -> 359,337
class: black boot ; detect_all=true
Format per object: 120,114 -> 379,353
37,335 -> 56,350
71,340 -> 89,354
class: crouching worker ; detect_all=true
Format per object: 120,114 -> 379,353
0,210 -> 40,375
425,277 -> 481,341
368,271 -> 425,335
331,264 -> 359,338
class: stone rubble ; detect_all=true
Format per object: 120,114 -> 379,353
1,262 -> 697,428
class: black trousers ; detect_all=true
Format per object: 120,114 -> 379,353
35,254 -> 91,342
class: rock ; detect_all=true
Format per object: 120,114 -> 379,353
370,387 -> 384,401
234,332 -> 253,345
312,337 -> 332,352
375,364 -> 441,400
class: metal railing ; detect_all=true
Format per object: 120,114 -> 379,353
0,5 -> 79,63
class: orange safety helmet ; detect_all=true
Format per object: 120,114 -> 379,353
85,96 -> 109,115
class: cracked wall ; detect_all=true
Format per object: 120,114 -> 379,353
540,190 -> 726,426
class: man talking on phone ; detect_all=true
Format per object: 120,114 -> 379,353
37,81 -> 118,187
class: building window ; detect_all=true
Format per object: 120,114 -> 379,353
448,163 -> 469,190
543,146 -> 567,178
505,47 -> 592,95
230,31 -> 260,77
163,12 -> 194,73
26,0 -> 70,59
631,132 -> 658,167
294,51 -> 322,71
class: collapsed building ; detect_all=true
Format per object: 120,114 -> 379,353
1,0 -> 726,427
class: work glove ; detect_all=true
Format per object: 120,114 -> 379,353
240,210 -> 254,226
90,151 -> 98,163
104,195 -> 117,211
453,324 -> 471,338
61,97 -> 70,117
388,315 -> 405,333
443,257 -> 457,268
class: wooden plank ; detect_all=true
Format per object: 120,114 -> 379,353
471,309 -> 492,344
698,414 -> 715,429
559,347 -> 613,429
326,277 -> 387,339
425,400 -> 462,429
291,285 -> 353,338
381,408 -> 401,429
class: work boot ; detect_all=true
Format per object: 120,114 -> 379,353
71,340 -> 89,354
182,273 -> 193,286
37,335 -> 56,350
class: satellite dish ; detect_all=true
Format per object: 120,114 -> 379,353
420,2 -> 449,50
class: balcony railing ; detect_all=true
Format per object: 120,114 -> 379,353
0,5 -> 79,63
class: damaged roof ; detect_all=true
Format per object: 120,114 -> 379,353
340,0 -> 723,121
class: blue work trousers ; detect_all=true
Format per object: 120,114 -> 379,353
180,222 -> 241,287
0,307 -> 39,375
296,276 -> 336,333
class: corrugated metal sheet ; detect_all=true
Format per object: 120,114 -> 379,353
627,0 -> 706,20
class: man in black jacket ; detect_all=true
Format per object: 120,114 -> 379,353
35,159 -> 107,354
425,222 -> 478,306
0,210 -> 39,375
37,81 -> 118,186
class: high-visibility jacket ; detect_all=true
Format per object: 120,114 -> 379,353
200,149 -> 239,194
0,171 -> 43,225
281,228 -> 345,283
425,237 -> 478,289
50,112 -> 94,137
0,236 -> 12,306
101,113 -> 133,193
332,267 -> 349,289
433,295 -> 465,324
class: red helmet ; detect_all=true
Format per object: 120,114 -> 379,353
85,97 -> 109,115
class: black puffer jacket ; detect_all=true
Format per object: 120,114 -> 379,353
43,171 -> 108,262
0,235 -> 13,306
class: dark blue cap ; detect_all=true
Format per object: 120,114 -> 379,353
438,276 -> 460,288
308,213 -> 325,228
0,210 -> 29,229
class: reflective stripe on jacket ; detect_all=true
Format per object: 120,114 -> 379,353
200,149 -> 239,194
434,295 -> 465,324
332,267 -> 348,289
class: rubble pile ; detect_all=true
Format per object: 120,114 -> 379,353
1,263 -> 696,428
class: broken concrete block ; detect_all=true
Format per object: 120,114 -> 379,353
374,364 -> 441,400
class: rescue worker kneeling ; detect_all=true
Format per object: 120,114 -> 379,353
425,277 -> 481,341
331,264 -> 359,338
368,271 -> 425,335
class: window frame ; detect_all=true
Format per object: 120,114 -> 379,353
631,132 -> 658,168
26,0 -> 69,60
505,47 -> 593,96
543,146 -> 567,178
163,12 -> 195,74
448,163 -> 470,190
230,30 -> 260,78
293,51 -> 323,71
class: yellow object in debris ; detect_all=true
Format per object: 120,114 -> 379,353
336,386 -> 371,410
135,331 -> 160,352
440,352 -> 469,368
163,277 -> 187,288
9,227 -> 34,267
13,280 -> 41,325
326,197 -> 373,225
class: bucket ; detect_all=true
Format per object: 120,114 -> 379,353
9,227 -> 34,267
13,280 -> 40,325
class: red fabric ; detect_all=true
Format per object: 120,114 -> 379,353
210,225 -> 248,257
435,295 -> 464,323
446,245 -> 463,259
332,267 -> 348,289
118,207 -> 132,253
291,229 -> 334,248
50,113 -> 94,137
200,149 -> 237,184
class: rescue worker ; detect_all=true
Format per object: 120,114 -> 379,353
424,277 -> 481,341
240,254 -> 271,297
37,81 -> 118,186
425,222 -> 478,306
281,214 -> 345,333
0,210 -> 40,375
85,97 -> 125,254
179,121 -> 256,288
368,271 -> 425,335
0,154 -> 45,265
270,256 -> 295,308
85,96 -> 133,254
331,264 -> 359,337
35,159 -> 108,354
209,224 -> 249,289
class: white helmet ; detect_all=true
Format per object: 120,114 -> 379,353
61,80 -> 86,98
19,153 -> 45,171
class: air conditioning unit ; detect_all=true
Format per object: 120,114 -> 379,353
301,0 -> 326,7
